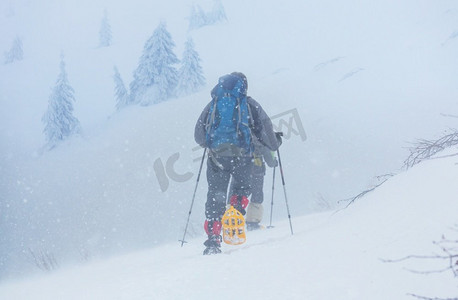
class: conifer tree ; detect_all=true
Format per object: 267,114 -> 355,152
42,56 -> 80,149
177,38 -> 205,96
4,36 -> 23,64
130,22 -> 179,105
113,66 -> 130,110
208,0 -> 227,24
188,0 -> 227,30
99,10 -> 112,47
189,4 -> 207,30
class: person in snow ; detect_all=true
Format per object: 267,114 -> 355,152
194,72 -> 281,254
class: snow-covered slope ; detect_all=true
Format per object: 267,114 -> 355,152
1,150 -> 457,299
1,0 -> 458,281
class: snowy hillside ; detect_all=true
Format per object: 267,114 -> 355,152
1,0 -> 458,282
1,149 -> 458,299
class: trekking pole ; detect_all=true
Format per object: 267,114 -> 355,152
267,166 -> 276,229
179,148 -> 207,247
277,147 -> 294,235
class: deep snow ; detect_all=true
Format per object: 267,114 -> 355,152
1,148 -> 458,299
1,0 -> 458,287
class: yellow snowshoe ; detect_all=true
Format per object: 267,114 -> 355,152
221,206 -> 246,245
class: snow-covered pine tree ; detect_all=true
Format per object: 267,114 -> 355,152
176,38 -> 205,96
130,22 -> 179,106
188,4 -> 207,30
113,66 -> 130,110
99,10 -> 112,47
4,36 -> 23,64
208,0 -> 227,24
188,0 -> 227,30
42,56 -> 81,149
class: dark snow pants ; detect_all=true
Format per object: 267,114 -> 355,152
250,164 -> 266,204
229,161 -> 266,204
205,155 -> 253,221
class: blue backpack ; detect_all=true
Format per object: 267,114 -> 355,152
205,74 -> 253,156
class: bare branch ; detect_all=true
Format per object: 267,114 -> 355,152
440,112 -> 458,119
381,254 -> 451,263
335,176 -> 391,212
382,227 -> 458,299
404,129 -> 458,169
408,293 -> 458,300
27,248 -> 59,272
404,266 -> 454,275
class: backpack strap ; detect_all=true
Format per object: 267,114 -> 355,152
246,99 -> 255,138
205,96 -> 218,136
246,100 -> 254,129
206,96 -> 225,169
236,97 -> 241,134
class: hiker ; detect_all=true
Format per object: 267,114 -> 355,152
194,72 -> 281,255
230,138 -> 278,231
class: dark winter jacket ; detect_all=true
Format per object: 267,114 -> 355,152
194,96 -> 280,156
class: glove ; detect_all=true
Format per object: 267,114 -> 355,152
272,157 -> 278,167
264,151 -> 278,168
275,132 -> 283,147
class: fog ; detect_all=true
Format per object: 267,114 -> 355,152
1,0 -> 457,280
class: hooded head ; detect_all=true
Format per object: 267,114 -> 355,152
230,72 -> 248,91
211,72 -> 248,98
